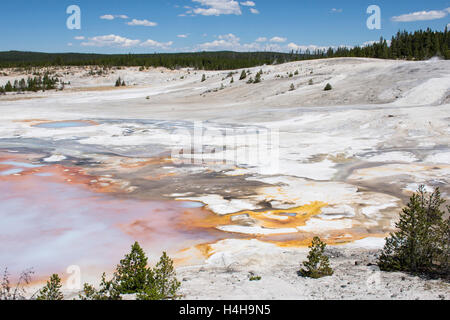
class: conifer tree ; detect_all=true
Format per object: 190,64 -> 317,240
378,186 -> 449,276
36,274 -> 64,300
137,252 -> 180,300
152,252 -> 180,299
78,242 -> 181,300
201,74 -> 206,82
254,71 -> 262,83
239,70 -> 247,80
299,237 -> 334,279
114,242 -> 149,294
4,81 -> 12,92
324,83 -> 332,91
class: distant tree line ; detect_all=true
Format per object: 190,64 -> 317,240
0,28 -> 447,71
324,28 -> 450,60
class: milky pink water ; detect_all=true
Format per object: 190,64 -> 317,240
0,153 -> 225,282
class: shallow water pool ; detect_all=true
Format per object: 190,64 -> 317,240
33,121 -> 94,129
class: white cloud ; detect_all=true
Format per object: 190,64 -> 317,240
127,19 -> 158,27
190,0 -> 242,16
287,42 -> 356,52
100,14 -> 129,20
197,33 -> 241,50
80,34 -> 173,49
362,40 -> 377,47
100,15 -> 115,20
81,34 -> 141,47
391,7 -> 450,22
177,34 -> 189,38
67,43 -> 73,47
185,0 -> 260,16
196,33 -> 284,52
331,8 -> 343,13
270,36 -> 287,43
240,1 -> 255,6
287,43 -> 326,52
255,37 -> 267,42
140,39 -> 173,49
74,36 -> 85,40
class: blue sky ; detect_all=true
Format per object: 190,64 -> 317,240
0,0 -> 449,53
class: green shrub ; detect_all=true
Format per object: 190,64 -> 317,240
324,83 -> 332,91
239,70 -> 247,80
137,252 -> 180,300
378,186 -> 449,277
78,273 -> 121,300
201,74 -> 206,82
299,237 -> 334,279
254,71 -> 262,83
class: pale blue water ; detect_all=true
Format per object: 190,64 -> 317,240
0,161 -> 44,168
34,121 -> 93,129
178,201 -> 205,208
34,172 -> 54,177
0,168 -> 23,176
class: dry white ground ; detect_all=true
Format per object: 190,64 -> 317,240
176,239 -> 449,300
0,57 -> 449,299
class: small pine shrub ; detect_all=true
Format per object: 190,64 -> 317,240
239,70 -> 247,80
254,71 -> 262,83
36,274 -> 64,300
299,237 -> 334,279
138,252 -> 181,300
324,83 -> 332,91
201,74 -> 206,82
289,83 -> 295,91
78,273 -> 121,300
